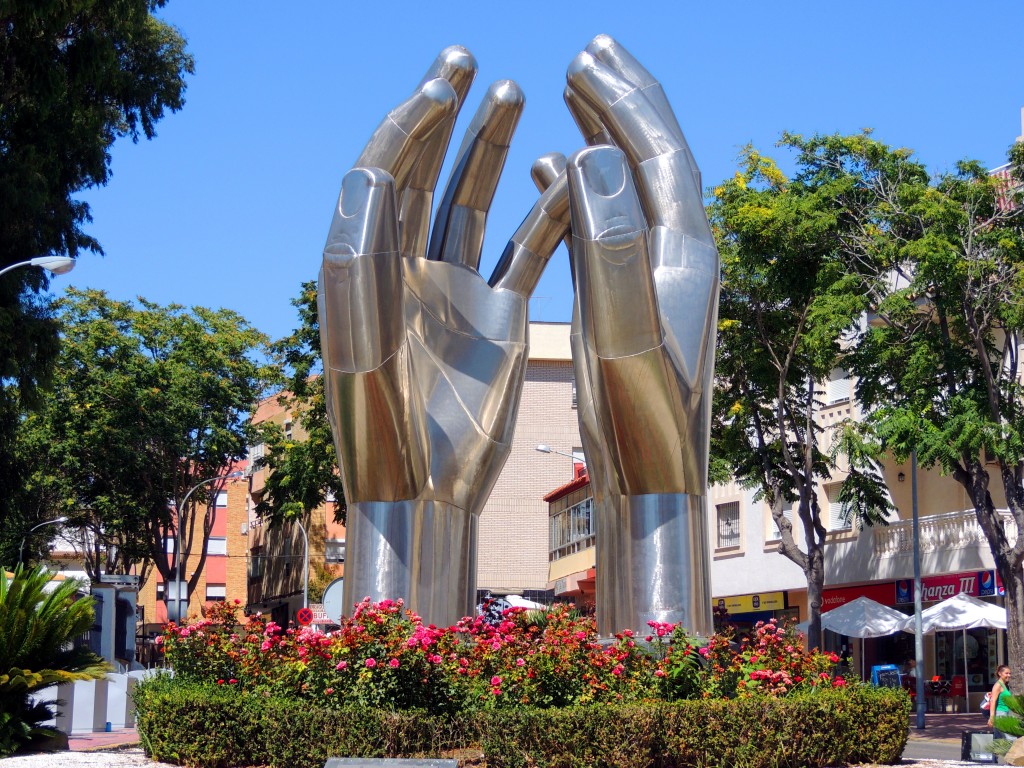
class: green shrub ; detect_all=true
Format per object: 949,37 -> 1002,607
0,564 -> 108,756
134,678 -> 909,768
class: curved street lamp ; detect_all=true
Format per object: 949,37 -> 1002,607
171,471 -> 243,624
18,517 -> 70,565
535,444 -> 587,465
0,256 -> 76,279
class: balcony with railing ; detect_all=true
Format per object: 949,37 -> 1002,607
871,509 -> 1016,559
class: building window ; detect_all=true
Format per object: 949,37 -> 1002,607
164,536 -> 176,554
248,548 -> 265,580
249,442 -> 265,461
156,583 -> 165,600
206,583 -> 226,602
206,537 -> 227,556
716,502 -> 741,549
215,491 -> 228,507
826,368 -> 851,404
549,496 -> 595,559
826,484 -> 853,531
770,508 -> 795,541
571,381 -> 577,409
325,539 -> 346,564
284,420 -> 293,440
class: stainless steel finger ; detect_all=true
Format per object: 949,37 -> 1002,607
428,80 -> 524,270
321,168 -> 403,372
564,85 -> 613,146
566,145 -> 661,358
530,152 -> 566,192
488,172 -> 569,296
401,46 -> 478,258
355,77 -> 457,191
584,34 -> 701,190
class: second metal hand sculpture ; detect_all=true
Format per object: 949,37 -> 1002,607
564,36 -> 720,638
318,47 -> 567,628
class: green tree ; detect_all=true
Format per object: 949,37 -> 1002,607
0,0 -> 193,554
709,137 -> 893,648
839,136 -> 1024,668
18,289 -> 276,601
0,564 -> 108,755
256,281 -> 345,527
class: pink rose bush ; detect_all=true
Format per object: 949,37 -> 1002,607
160,600 -> 847,714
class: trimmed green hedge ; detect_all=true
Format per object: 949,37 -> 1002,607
135,676 -> 909,768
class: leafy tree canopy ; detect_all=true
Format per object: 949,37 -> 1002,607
709,133 -> 896,646
255,280 -> 345,527
0,0 -> 194,552
14,289 -> 276,591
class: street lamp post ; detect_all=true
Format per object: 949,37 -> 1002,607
535,444 -> 586,465
18,516 -> 70,565
0,256 -> 76,279
295,520 -> 309,611
171,471 -> 243,624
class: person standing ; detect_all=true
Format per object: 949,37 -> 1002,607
988,665 -> 1013,738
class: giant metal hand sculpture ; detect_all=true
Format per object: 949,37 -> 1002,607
554,36 -> 720,637
318,48 -> 567,627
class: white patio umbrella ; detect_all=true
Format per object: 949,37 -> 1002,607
799,596 -> 911,679
906,592 -> 1007,693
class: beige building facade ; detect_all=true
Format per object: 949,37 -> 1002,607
475,322 -> 582,597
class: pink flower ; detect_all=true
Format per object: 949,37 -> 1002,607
389,658 -> 400,668
491,676 -> 502,686
365,658 -> 377,668
228,679 -> 237,684
335,660 -> 348,670
428,654 -> 442,664
612,665 -> 624,676
324,687 -> 334,695
407,637 -> 418,648
654,669 -> 666,678
515,658 -> 526,667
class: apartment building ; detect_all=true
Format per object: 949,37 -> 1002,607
476,322 -> 583,599
136,470 -> 251,634
245,393 -> 345,628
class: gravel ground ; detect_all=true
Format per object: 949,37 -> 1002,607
0,750 -> 996,768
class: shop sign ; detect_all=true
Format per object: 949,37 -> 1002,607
716,591 -> 785,614
895,570 -> 1004,604
821,582 -> 895,612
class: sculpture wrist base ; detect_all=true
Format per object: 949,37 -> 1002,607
595,492 -> 712,638
343,500 -> 477,628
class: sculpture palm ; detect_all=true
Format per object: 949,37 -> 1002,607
318,47 -> 566,627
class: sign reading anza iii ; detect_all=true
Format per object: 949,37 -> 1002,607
823,570 -> 1004,611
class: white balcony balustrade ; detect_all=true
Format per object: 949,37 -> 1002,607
872,509 -> 1016,558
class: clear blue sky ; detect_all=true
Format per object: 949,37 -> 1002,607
64,1 -> 1024,344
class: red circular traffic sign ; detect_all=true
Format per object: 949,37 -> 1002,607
296,607 -> 313,626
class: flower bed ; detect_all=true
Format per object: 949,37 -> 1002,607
137,600 -> 909,767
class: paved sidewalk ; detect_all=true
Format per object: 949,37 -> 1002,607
68,727 -> 139,752
904,712 -> 993,761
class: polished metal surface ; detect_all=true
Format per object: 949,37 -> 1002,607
319,49 -> 565,627
320,37 -> 718,635
563,35 -> 720,637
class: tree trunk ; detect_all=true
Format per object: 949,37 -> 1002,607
1004,569 -> 1024,674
